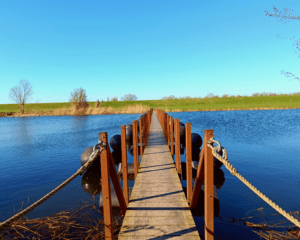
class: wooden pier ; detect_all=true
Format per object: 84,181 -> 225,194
118,111 -> 201,239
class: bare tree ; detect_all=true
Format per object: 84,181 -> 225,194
69,87 -> 88,108
121,94 -> 137,101
9,79 -> 34,114
205,93 -> 214,98
96,99 -> 102,107
265,6 -> 300,81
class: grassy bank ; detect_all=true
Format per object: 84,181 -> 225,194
0,95 -> 300,117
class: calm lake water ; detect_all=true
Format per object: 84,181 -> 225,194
1,110 -> 300,239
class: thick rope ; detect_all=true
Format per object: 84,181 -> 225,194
211,146 -> 300,228
0,148 -> 101,231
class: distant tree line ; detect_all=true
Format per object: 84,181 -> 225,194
160,92 -> 300,100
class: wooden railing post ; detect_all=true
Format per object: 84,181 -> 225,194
99,132 -> 113,239
162,112 -> 165,135
170,116 -> 174,155
139,117 -> 143,158
142,115 -> 146,154
167,114 -> 170,146
190,140 -> 205,208
132,120 -> 139,180
174,118 -> 181,176
164,113 -> 167,139
121,125 -> 129,206
186,123 -> 192,203
205,130 -> 214,240
107,145 -> 127,216
145,114 -> 147,147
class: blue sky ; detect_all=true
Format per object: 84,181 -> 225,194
0,0 -> 299,104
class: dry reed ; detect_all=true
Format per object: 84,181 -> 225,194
4,104 -> 151,118
220,207 -> 300,240
0,199 -> 123,240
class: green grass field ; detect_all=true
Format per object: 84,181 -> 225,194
1,95 -> 300,114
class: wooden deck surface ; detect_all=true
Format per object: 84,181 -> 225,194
118,111 -> 201,239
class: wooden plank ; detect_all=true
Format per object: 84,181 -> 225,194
119,111 -> 200,240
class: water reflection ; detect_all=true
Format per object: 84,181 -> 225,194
71,116 -> 89,147
15,117 -> 34,158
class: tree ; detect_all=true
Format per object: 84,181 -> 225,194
205,93 -> 214,98
9,79 -> 34,114
265,6 -> 300,81
69,87 -> 88,108
121,94 -> 137,101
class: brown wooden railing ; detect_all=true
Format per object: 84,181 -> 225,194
156,108 -> 215,240
99,108 -> 153,239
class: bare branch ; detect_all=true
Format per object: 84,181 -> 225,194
265,6 -> 300,81
265,6 -> 300,23
281,70 -> 300,81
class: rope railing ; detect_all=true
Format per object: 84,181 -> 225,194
0,142 -> 104,231
209,137 -> 300,228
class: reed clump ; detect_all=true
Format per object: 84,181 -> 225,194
0,199 -> 123,239
220,207 -> 300,240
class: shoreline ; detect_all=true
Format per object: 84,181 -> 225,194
1,106 -> 299,118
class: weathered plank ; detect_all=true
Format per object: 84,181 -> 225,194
118,111 -> 200,239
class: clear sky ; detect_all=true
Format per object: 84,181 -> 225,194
0,0 -> 299,104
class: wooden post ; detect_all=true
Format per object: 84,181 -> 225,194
162,112 -> 164,132
121,125 -> 129,206
205,130 -> 214,240
145,113 -> 149,148
142,115 -> 145,153
144,114 -> 146,149
170,116 -> 174,155
147,113 -> 149,142
148,110 -> 151,137
185,123 -> 192,203
132,120 -> 139,180
174,119 -> 181,176
107,144 -> 127,216
139,117 -> 143,158
99,132 -> 113,239
190,146 -> 205,208
164,113 -> 167,139
167,114 -> 170,146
